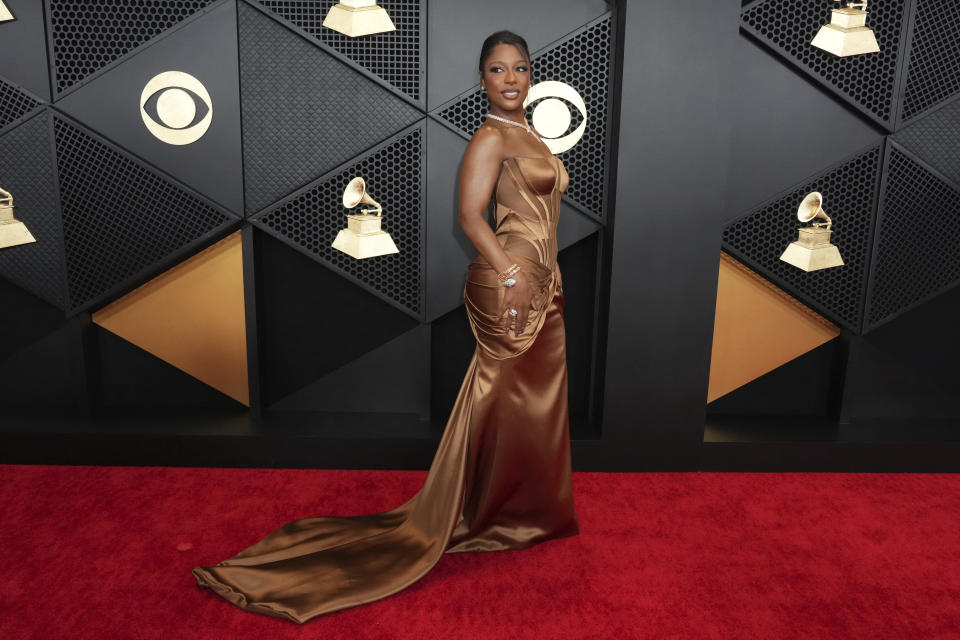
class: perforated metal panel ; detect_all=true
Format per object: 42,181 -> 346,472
432,14 -> 614,221
865,143 -> 960,330
722,143 -> 883,332
53,115 -> 235,313
48,0 -> 218,95
0,111 -> 67,309
239,1 -> 422,215
901,1 -> 960,123
741,0 -> 909,128
0,76 -> 42,133
254,0 -> 423,104
252,124 -> 424,318
893,97 -> 960,187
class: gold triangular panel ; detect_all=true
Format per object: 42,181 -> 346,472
708,252 -> 841,402
92,231 -> 249,405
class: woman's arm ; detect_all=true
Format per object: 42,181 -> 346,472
458,126 -> 534,336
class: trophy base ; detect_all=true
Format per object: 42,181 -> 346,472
780,242 -> 844,272
332,228 -> 399,259
0,220 -> 37,249
322,3 -> 396,37
811,24 -> 880,57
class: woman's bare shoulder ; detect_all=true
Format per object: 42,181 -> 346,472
465,124 -> 506,161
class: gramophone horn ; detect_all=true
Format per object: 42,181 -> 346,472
797,191 -> 832,228
342,177 -> 382,216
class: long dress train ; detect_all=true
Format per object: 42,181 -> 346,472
192,151 -> 578,623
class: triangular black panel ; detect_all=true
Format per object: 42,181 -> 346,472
858,284 -> 960,405
55,1 -> 245,214
252,123 -> 425,318
865,143 -> 960,331
900,2 -> 960,124
0,110 -> 67,309
48,0 -> 219,96
254,0 -> 424,105
741,0 -> 910,129
0,277 -> 67,364
97,326 -> 244,410
0,319 -> 86,417
53,114 -> 236,313
893,98 -> 960,188
843,331 -> 960,421
707,340 -> 840,416
271,325 -> 429,415
432,14 -> 615,221
557,202 -> 601,251
723,143 -> 883,332
255,231 -> 419,406
238,1 -> 422,214
0,75 -> 42,134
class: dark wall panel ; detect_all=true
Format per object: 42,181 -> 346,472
741,0 -> 910,129
238,1 -> 421,215
255,230 -> 418,406
0,0 -> 52,100
252,123 -> 425,318
55,0 -> 245,214
723,144 -> 882,332
600,0 -> 736,469
257,0 -> 425,105
865,143 -> 960,330
0,76 -> 42,134
0,110 -> 66,309
48,0 -> 219,96
53,114 -> 236,313
426,0 -> 608,110
900,1 -> 960,123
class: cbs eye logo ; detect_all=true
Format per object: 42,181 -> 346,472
523,81 -> 587,154
140,71 -> 213,145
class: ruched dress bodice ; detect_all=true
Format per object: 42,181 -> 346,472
465,154 -> 570,360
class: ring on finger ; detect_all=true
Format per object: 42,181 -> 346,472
509,308 -> 518,317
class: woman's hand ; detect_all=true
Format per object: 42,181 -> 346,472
500,274 -> 534,336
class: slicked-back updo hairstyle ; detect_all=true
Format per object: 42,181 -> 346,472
478,30 -> 532,74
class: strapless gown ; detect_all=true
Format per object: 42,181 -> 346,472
192,153 -> 579,623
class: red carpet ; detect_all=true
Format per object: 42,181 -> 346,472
2,465 -> 960,639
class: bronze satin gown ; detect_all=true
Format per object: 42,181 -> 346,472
192,151 -> 579,623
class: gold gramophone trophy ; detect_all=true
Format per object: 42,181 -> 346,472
0,187 -> 37,250
0,1 -> 15,23
811,1 -> 880,57
322,0 -> 396,37
331,177 -> 399,259
779,192 -> 844,272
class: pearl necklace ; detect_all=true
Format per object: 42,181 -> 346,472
485,112 -> 542,143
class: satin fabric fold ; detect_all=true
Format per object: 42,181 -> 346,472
193,151 -> 578,623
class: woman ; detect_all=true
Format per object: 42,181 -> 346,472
192,30 -> 579,623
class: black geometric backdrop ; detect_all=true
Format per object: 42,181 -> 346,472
865,143 -> 960,331
253,123 -> 425,318
255,0 -> 425,106
723,143 -> 883,332
0,0 -> 619,423
741,0 -> 911,129
730,0 -> 960,336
